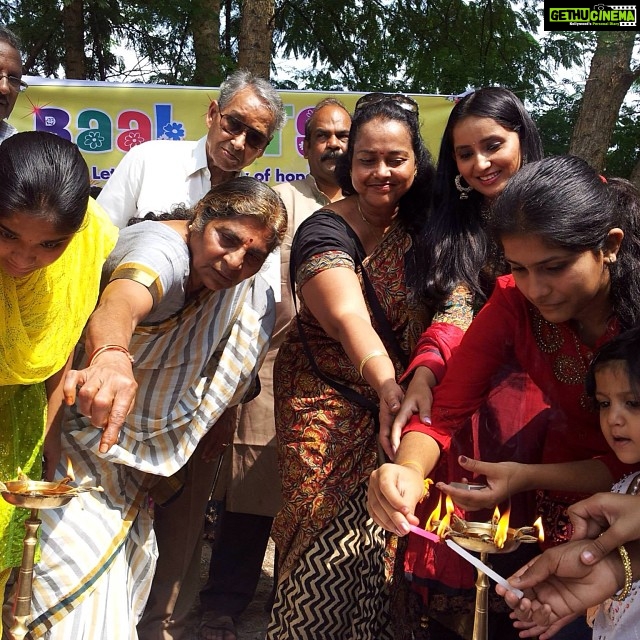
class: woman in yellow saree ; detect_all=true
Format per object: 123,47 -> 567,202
0,131 -> 118,631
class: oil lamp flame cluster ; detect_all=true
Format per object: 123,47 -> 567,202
426,493 -> 544,552
420,491 -> 544,640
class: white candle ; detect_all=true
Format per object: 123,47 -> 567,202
445,539 -> 524,598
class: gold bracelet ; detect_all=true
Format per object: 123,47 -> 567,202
88,344 -> 134,367
611,545 -> 633,601
358,350 -> 388,378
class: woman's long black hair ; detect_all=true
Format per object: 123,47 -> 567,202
419,87 -> 543,311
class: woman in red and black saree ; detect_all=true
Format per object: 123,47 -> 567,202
267,95 -> 475,640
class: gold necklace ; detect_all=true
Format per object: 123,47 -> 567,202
357,198 -> 374,227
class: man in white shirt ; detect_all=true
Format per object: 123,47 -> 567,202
97,69 -> 285,228
0,26 -> 25,145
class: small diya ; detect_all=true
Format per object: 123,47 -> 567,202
1,462 -> 102,640
1,479 -> 77,510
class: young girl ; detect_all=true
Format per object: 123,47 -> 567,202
496,327 -> 640,639
0,131 -> 118,633
368,156 -> 640,639
584,326 -> 640,638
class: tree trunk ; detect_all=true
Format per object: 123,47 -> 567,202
192,0 -> 223,86
631,159 -> 640,190
568,32 -> 639,172
238,0 -> 274,78
62,0 -> 86,79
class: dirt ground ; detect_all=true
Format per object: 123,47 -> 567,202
186,538 -> 275,640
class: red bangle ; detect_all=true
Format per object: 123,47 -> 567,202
87,344 -> 134,367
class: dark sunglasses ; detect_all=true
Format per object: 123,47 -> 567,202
219,113 -> 271,150
0,74 -> 28,93
354,92 -> 419,114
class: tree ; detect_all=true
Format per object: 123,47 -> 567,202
191,0 -> 223,86
568,31 -> 640,177
238,0 -> 274,77
272,0 -> 587,100
62,0 -> 85,79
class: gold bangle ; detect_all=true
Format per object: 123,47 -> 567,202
611,545 -> 633,601
358,350 -> 388,378
88,344 -> 134,367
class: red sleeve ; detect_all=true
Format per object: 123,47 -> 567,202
402,277 -> 523,451
400,322 -> 465,384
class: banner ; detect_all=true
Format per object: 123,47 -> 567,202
8,77 -> 455,188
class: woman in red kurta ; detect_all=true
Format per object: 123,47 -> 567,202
368,155 -> 640,640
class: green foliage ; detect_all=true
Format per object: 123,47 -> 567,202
2,0 -> 637,178
530,84 -> 581,156
3,0 -> 239,83
606,101 -> 640,178
273,0 -> 588,102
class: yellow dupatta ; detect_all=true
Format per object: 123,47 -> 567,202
0,198 -> 117,573
0,198 -> 118,385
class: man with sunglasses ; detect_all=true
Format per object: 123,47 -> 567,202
97,69 -> 285,228
196,97 -> 352,640
0,26 -> 26,145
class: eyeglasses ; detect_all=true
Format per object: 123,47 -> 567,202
354,92 -> 419,114
219,113 -> 271,150
0,74 -> 28,93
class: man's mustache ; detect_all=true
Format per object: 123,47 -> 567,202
320,149 -> 344,162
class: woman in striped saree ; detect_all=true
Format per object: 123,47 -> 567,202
14,178 -> 287,639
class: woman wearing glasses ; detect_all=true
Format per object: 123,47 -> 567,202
266,94 -> 469,639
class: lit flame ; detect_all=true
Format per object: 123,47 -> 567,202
494,503 -> 511,549
425,494 -> 442,531
65,457 -> 75,482
436,494 -> 455,538
533,517 -> 545,543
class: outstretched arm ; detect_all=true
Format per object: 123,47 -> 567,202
379,366 -> 436,459
63,278 -> 153,453
437,456 -> 613,511
568,492 -> 640,564
301,265 -> 405,422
